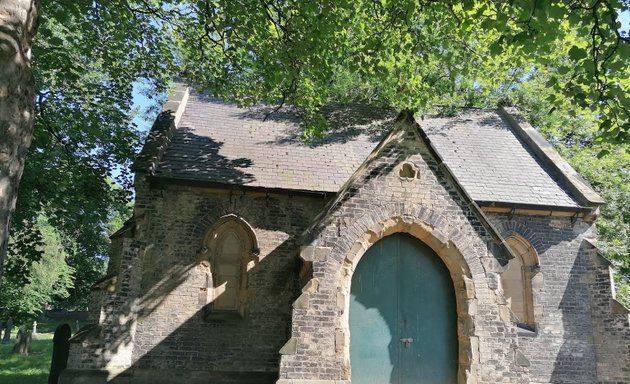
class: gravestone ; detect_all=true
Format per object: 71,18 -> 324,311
12,326 -> 32,355
48,323 -> 71,384
1,317 -> 13,344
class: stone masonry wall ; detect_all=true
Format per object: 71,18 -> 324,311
64,233 -> 146,378
127,182 -> 325,379
64,177 -> 327,383
278,124 -> 529,384
583,240 -> 630,383
488,214 -> 600,384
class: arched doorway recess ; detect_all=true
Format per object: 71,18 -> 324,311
349,233 -> 458,383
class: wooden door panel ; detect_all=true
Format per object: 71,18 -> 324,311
398,235 -> 458,384
350,240 -> 398,384
350,234 -> 458,384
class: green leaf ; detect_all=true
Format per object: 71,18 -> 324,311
568,46 -> 587,61
557,66 -> 571,75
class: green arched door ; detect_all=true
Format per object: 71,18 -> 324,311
349,233 -> 458,384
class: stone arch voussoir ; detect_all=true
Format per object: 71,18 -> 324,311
496,220 -> 543,256
332,203 -> 483,384
190,202 -> 258,252
198,214 -> 259,258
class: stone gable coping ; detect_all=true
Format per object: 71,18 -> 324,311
411,111 -> 518,262
583,238 -> 630,315
498,106 -> 604,207
305,109 -> 518,263
132,83 -> 189,174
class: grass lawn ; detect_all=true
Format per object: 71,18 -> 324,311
0,320 -> 83,384
0,333 -> 53,384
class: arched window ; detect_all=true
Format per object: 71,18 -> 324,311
202,215 -> 258,316
502,235 -> 540,330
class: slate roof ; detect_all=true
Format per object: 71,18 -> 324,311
145,89 -> 598,210
420,113 -> 582,208
154,93 -> 391,193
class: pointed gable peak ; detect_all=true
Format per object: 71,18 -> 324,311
368,108 -> 423,151
396,108 -> 416,125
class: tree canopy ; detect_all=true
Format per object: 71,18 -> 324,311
1,0 -> 173,314
173,0 -> 630,144
0,0 -> 628,315
1,217 -> 74,323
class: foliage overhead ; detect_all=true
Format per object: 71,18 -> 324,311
4,0 -> 629,314
1,218 -> 74,323
5,0 -> 174,305
169,0 -> 630,144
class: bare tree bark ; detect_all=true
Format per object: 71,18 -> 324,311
0,0 -> 40,284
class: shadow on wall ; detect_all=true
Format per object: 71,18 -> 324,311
61,199 -> 314,384
124,239 -> 299,383
550,243 -> 598,383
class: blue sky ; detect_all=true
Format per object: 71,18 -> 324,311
131,81 -> 159,134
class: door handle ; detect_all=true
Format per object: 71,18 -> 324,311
400,337 -> 414,347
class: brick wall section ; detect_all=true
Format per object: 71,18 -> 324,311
488,214 -> 601,383
129,181 -> 322,378
583,241 -> 630,383
278,125 -> 528,383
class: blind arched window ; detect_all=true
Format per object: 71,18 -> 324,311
201,215 -> 258,317
503,235 -> 540,330
214,231 -> 244,311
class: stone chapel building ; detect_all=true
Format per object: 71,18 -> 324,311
61,85 -> 630,384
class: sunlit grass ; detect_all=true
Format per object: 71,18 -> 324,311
0,332 -> 53,384
0,319 -> 85,384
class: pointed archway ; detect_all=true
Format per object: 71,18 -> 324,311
349,233 -> 458,383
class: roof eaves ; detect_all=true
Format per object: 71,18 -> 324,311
498,106 -> 604,207
476,200 -> 593,213
132,83 -> 189,174
146,175 -> 333,197
109,218 -> 135,240
90,273 -> 117,291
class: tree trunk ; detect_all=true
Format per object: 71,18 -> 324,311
12,325 -> 32,355
0,0 -> 40,284
1,317 -> 13,343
